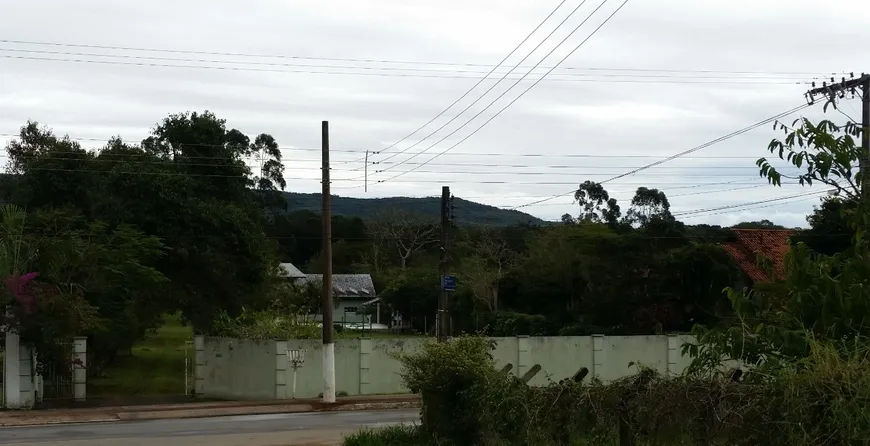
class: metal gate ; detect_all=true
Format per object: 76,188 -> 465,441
36,343 -> 75,402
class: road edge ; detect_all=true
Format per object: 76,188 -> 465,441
0,398 -> 420,428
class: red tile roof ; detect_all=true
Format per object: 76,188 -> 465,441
722,229 -> 794,283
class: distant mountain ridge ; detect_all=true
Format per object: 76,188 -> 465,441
282,192 -> 546,226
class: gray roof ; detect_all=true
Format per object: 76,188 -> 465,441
295,274 -> 376,299
278,263 -> 306,278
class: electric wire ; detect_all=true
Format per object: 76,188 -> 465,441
360,0 -> 587,169
372,0 -> 631,186
341,0 -> 570,167
0,38 -> 841,77
510,102 -> 814,209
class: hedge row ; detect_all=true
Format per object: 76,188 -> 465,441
346,336 -> 870,445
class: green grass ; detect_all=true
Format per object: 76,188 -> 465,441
89,314 -> 193,397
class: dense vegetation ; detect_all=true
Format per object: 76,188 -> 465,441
344,116 -> 870,445
0,109 -> 854,387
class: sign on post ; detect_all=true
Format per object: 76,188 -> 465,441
441,275 -> 456,292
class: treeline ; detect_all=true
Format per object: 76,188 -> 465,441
346,117 -> 870,446
267,186 -> 754,337
1,110 -> 851,376
0,112 -> 290,374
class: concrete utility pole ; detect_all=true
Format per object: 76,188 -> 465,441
437,186 -> 450,342
806,73 -> 870,198
321,120 -> 336,403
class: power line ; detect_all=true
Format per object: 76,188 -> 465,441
4,165 -> 779,185
0,48 -> 822,81
0,134 -> 800,159
1,153 -> 812,173
0,47 -> 828,84
510,102 -> 814,209
0,38 -> 841,77
374,0 -> 632,185
521,184 -> 776,206
2,54 -> 808,85
671,189 -> 831,218
678,195 -> 824,220
343,0 -> 570,167
0,153 -> 810,177
363,0 -> 587,168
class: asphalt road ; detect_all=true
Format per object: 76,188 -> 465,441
0,409 -> 420,446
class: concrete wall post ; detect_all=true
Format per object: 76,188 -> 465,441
359,338 -> 372,395
516,336 -> 530,378
18,344 -> 33,407
193,335 -> 205,398
591,335 -> 605,380
73,337 -> 87,402
3,330 -> 21,409
666,334 -> 680,377
275,340 -> 288,399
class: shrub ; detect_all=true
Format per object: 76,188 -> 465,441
394,334 -> 870,445
398,336 -> 528,445
209,309 -> 320,340
478,311 -> 554,336
343,425 -> 424,446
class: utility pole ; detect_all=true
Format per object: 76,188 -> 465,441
321,121 -> 335,403
806,73 -> 870,198
438,186 -> 450,342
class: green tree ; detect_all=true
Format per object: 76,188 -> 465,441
686,116 -> 870,375
26,208 -> 169,374
732,219 -> 785,229
758,118 -> 863,200
624,187 -> 672,227
793,197 -> 854,255
4,113 -> 284,332
573,180 -> 621,226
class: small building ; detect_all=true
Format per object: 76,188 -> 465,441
279,263 -> 378,325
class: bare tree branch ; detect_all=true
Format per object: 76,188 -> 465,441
367,210 -> 438,269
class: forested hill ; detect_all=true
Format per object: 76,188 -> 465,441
281,192 -> 547,226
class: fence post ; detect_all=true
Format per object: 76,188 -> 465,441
73,337 -> 87,402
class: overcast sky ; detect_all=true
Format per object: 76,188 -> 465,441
1,0 -> 867,227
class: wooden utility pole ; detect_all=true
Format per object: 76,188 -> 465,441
437,186 -> 450,342
321,120 -> 336,403
807,73 -> 870,197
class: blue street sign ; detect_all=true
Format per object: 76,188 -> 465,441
441,275 -> 456,292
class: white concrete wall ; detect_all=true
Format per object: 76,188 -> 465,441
195,334 -> 704,401
3,332 -> 39,409
195,337 -> 287,400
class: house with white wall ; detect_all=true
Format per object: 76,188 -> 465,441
278,263 -> 379,326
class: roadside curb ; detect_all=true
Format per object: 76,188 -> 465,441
0,398 -> 420,428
